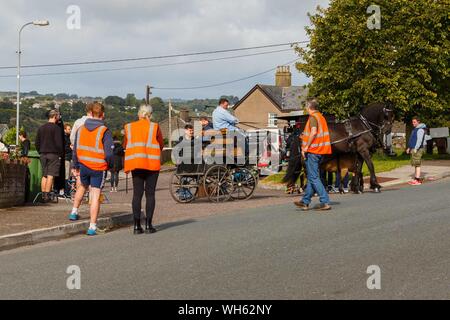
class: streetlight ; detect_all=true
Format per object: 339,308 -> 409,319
16,20 -> 50,145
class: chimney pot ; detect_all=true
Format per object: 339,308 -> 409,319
275,65 -> 292,87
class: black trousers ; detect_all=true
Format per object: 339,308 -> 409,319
110,170 -> 120,188
131,170 -> 159,223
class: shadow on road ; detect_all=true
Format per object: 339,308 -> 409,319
157,219 -> 197,231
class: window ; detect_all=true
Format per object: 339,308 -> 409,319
268,113 -> 278,128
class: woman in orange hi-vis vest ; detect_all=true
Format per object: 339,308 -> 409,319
124,105 -> 164,235
294,98 -> 333,212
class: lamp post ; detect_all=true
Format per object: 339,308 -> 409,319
16,20 -> 49,145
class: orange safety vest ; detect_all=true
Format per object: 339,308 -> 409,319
124,119 -> 161,173
301,111 -> 332,155
76,125 -> 108,171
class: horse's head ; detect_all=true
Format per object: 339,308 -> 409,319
361,102 -> 394,135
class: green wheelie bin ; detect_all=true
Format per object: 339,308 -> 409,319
27,150 -> 42,202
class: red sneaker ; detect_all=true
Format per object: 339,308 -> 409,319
408,179 -> 422,186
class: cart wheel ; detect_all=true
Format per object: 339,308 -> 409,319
204,165 -> 233,203
230,167 -> 257,200
170,173 -> 199,203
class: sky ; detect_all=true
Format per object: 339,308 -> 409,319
0,0 -> 329,100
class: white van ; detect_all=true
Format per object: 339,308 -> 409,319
246,128 -> 286,176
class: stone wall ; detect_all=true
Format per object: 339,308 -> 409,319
0,163 -> 27,208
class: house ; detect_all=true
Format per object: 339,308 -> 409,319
233,66 -> 309,130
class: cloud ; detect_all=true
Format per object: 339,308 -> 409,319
0,0 -> 329,99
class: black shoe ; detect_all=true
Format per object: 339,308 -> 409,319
145,219 -> 157,234
133,218 -> 144,235
40,193 -> 49,204
145,226 -> 157,234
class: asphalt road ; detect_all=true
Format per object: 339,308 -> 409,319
1,178 -> 449,300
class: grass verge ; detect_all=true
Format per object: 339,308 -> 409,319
262,149 -> 450,185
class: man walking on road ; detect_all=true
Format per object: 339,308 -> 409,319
70,102 -> 113,236
407,117 -> 428,185
294,98 -> 332,211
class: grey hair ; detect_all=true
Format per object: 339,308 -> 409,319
306,98 -> 319,111
138,105 -> 153,118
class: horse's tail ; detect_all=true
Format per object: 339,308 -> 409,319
282,136 -> 302,184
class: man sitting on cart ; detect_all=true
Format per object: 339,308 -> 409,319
212,98 -> 240,131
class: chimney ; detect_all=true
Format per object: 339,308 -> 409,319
179,109 -> 190,122
275,66 -> 292,87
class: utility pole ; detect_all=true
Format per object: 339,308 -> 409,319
168,99 -> 173,148
145,85 -> 153,105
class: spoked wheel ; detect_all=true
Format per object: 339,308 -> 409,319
230,167 -> 257,200
204,165 -> 233,203
170,173 -> 199,203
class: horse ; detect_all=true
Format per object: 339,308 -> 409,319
283,141 -> 362,194
283,102 -> 394,194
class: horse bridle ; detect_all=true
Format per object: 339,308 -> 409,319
359,108 -> 393,149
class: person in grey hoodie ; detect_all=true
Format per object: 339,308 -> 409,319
69,102 -> 113,236
407,117 -> 428,185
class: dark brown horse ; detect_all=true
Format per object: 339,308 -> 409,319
283,102 -> 394,193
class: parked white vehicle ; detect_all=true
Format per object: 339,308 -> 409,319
246,128 -> 286,176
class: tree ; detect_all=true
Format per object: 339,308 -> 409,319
296,0 -> 449,125
150,97 -> 167,122
2,126 -> 25,146
125,93 -> 138,107
104,96 -> 126,107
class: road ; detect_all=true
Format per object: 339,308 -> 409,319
0,178 -> 449,299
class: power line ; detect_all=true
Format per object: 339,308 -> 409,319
0,47 -> 302,78
0,41 -> 308,70
153,58 -> 301,90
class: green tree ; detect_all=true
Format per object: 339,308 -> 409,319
125,93 -> 138,107
104,96 -> 125,107
296,0 -> 449,125
150,97 -> 167,122
3,126 -> 25,146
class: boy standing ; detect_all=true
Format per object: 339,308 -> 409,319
407,117 -> 428,185
70,102 -> 113,236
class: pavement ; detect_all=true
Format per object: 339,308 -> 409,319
0,160 -> 449,252
372,160 -> 450,187
0,177 -> 449,299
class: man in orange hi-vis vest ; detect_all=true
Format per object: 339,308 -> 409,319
294,98 -> 333,211
70,102 -> 113,236
124,105 -> 164,235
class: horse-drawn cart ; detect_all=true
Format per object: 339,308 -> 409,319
169,130 -> 259,203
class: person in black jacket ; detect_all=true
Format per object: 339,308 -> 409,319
110,135 -> 125,192
35,110 -> 64,202
63,124 -> 73,196
19,131 -> 30,157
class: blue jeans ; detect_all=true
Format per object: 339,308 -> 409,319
302,153 -> 330,205
335,172 -> 349,188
